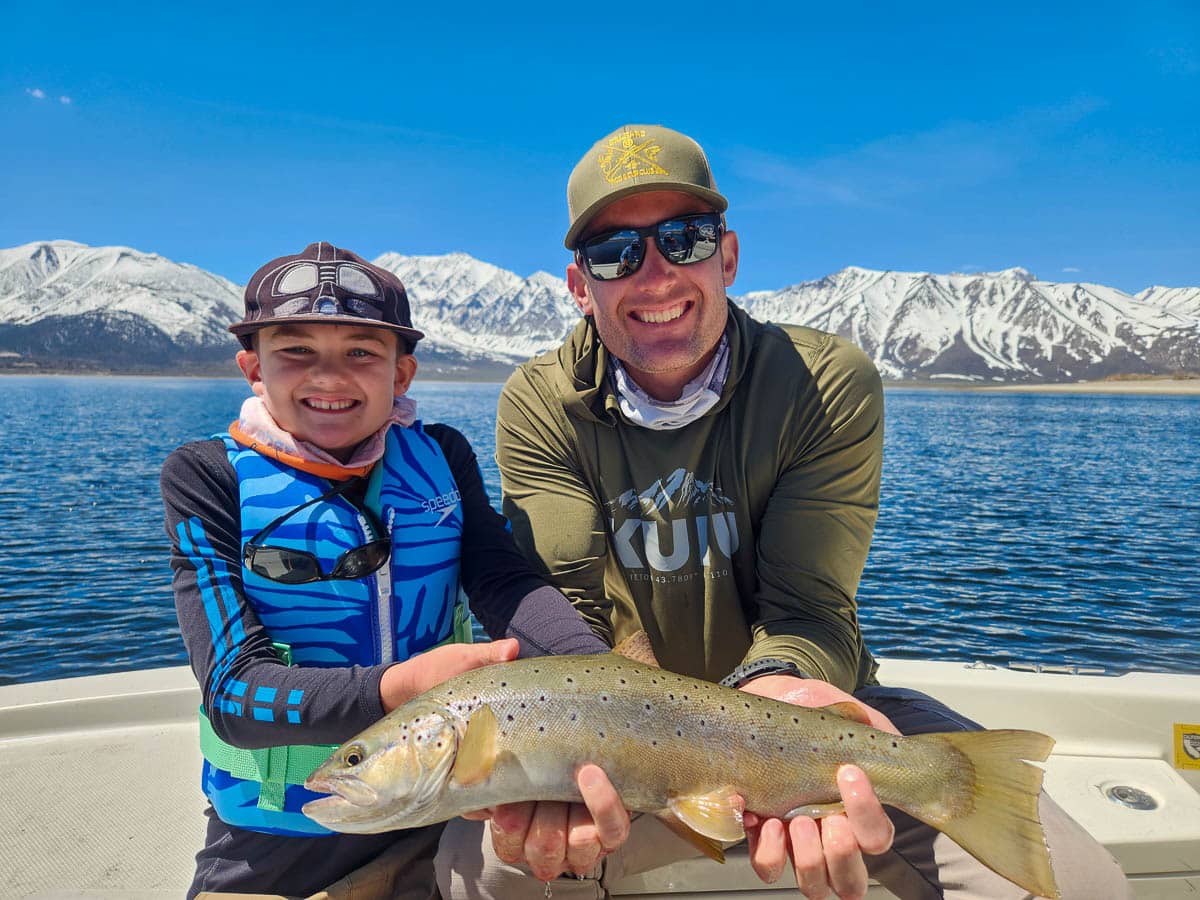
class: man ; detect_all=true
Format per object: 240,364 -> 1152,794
437,125 -> 1131,899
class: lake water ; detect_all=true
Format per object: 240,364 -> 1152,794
1,375 -> 1196,685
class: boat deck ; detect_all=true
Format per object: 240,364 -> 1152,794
2,661 -> 1198,899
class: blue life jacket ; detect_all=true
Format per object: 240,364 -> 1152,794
201,422 -> 466,836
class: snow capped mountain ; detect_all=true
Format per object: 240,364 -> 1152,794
738,267 -> 1196,380
0,240 -> 1196,381
373,251 -> 578,363
0,240 -> 243,369
0,240 -> 242,345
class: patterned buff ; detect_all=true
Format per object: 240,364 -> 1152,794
231,395 -> 418,474
609,335 -> 730,430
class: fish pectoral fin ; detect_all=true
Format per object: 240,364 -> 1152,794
667,786 -> 746,844
818,701 -> 873,726
451,705 -> 497,786
783,801 -> 846,819
654,810 -> 727,863
612,630 -> 660,668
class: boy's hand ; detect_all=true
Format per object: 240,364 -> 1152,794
379,639 -> 519,712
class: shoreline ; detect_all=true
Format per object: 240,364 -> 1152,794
886,378 -> 1200,396
979,380 -> 1200,395
4,369 -> 1200,394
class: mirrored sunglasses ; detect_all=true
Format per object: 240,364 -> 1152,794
576,213 -> 724,281
243,480 -> 390,584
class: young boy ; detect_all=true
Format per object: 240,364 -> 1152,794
162,242 -> 606,898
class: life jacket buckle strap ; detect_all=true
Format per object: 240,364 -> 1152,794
197,707 -> 338,813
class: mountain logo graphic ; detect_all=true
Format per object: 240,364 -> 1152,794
599,128 -> 668,185
605,468 -> 734,517
605,469 -> 739,573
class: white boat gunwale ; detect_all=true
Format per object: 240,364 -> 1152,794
2,660 -> 1198,899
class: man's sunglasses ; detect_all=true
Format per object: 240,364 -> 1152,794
575,213 -> 724,281
243,480 -> 391,584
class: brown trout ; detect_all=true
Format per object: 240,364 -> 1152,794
304,638 -> 1058,898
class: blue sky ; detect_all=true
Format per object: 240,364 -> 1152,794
3,1 -> 1197,294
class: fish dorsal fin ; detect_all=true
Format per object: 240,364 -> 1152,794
819,701 -> 873,726
451,705 -> 497,786
653,810 -> 727,863
667,786 -> 745,844
612,630 -> 660,668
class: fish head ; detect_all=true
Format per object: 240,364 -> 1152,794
302,700 -> 461,833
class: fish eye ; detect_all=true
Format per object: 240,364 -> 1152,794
343,745 -> 365,767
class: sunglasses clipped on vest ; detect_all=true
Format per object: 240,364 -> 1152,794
242,478 -> 391,584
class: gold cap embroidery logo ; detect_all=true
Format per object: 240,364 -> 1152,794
598,128 -> 669,185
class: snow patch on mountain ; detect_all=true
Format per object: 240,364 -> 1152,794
0,241 -> 1196,380
372,251 -> 577,361
737,267 -> 1195,380
1137,285 -> 1200,319
0,240 -> 242,346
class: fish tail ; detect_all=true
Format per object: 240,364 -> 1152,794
906,729 -> 1059,899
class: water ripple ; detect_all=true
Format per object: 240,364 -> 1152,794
0,377 -> 1197,684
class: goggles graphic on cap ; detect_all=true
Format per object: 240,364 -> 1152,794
229,242 -> 425,349
275,261 -> 379,298
267,260 -> 385,320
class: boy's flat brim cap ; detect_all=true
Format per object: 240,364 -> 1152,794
564,124 -> 728,249
229,242 -> 425,347
229,315 -> 425,344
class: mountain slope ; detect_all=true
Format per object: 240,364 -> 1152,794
738,267 -> 1197,380
0,241 -> 243,370
1,241 -> 1196,380
373,251 -> 578,366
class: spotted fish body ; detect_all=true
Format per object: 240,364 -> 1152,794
304,650 -> 1058,898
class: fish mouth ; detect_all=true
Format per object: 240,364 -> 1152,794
301,793 -> 389,832
304,774 -> 380,807
302,794 -> 355,819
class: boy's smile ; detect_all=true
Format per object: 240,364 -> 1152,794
237,323 -> 416,462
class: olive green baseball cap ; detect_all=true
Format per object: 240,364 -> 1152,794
564,124 -> 728,249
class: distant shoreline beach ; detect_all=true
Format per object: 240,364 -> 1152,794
983,379 -> 1200,395
888,377 -> 1200,396
4,367 -> 1200,394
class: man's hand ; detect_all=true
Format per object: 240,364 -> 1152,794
463,764 -> 630,882
738,675 -> 897,733
379,639 -> 520,712
738,676 -> 898,899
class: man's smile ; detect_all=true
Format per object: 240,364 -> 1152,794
630,301 -> 692,325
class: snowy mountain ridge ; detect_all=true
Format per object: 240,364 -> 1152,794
737,265 -> 1198,380
1,240 -> 1196,380
0,240 -> 242,347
